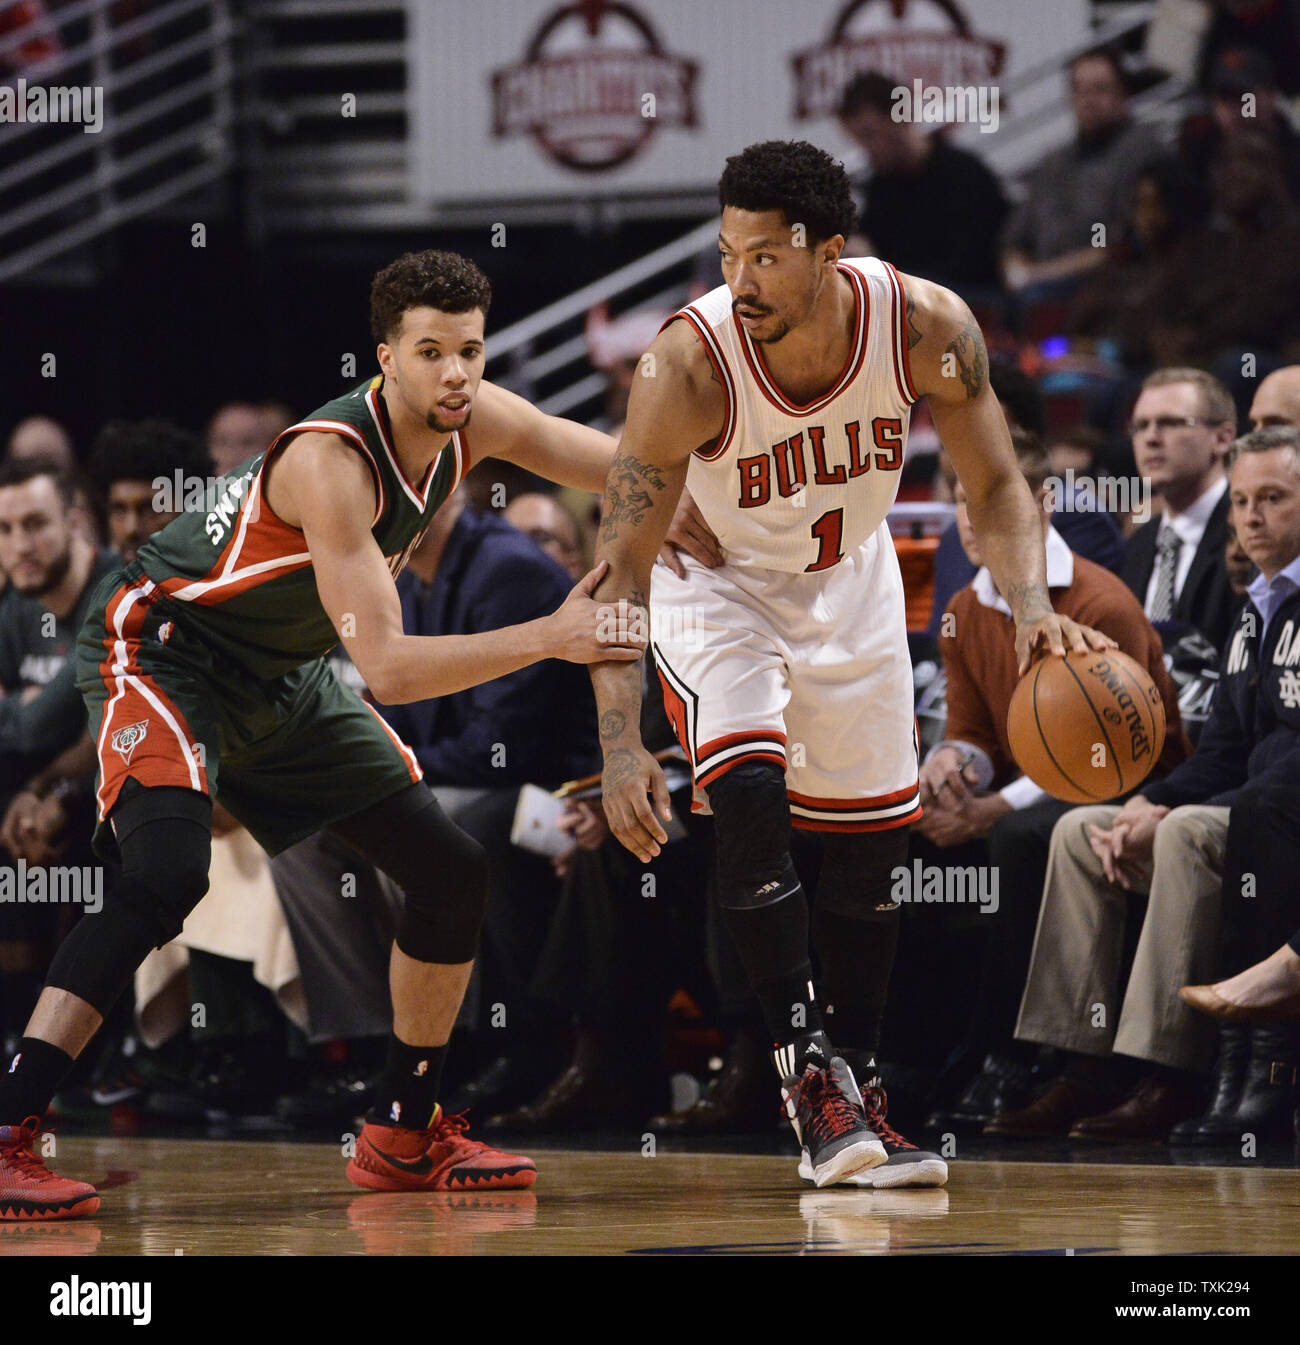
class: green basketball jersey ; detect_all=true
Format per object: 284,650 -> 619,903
135,375 -> 464,679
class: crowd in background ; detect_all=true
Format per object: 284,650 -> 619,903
2,34 -> 1300,1153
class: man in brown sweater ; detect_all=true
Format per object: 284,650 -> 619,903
915,432 -> 1189,1131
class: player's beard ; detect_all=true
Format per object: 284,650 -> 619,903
751,317 -> 790,344
426,406 -> 473,434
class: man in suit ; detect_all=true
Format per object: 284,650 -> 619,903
1120,368 -> 1239,653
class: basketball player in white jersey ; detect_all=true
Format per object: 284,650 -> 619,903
590,141 -> 1111,1189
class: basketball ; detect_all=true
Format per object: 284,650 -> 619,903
1006,649 -> 1166,803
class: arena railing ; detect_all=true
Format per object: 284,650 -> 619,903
0,0 -> 237,282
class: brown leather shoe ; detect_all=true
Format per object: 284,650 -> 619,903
1068,1074 -> 1207,1142
649,1037 -> 774,1134
983,1077 -> 1119,1138
1179,983 -> 1300,1024
483,1064 -> 659,1133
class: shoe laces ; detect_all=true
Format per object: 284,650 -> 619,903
0,1121 -> 55,1182
861,1084 -> 915,1151
427,1108 -> 489,1154
785,1068 -> 862,1143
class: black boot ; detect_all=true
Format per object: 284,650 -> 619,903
1169,1025 -> 1250,1146
1232,1025 -> 1300,1145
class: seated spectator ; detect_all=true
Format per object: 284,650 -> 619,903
909,432 -> 1187,1130
6,415 -> 99,551
205,401 -> 295,478
1001,47 -> 1165,299
926,360 -> 1124,634
1174,781 -> 1300,1145
0,457 -> 116,1052
1141,129 -> 1300,397
1248,363 -> 1300,431
1120,368 -> 1239,651
836,70 -> 1008,293
86,419 -> 212,563
991,425 -> 1300,1144
6,416 -> 74,469
1067,155 -> 1212,366
1181,47 -> 1300,202
503,492 -> 585,580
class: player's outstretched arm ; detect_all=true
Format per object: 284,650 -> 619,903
274,433 -> 644,704
591,321 -> 725,861
903,274 -> 1114,673
469,379 -> 619,493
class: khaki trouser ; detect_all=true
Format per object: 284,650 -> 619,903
1015,804 -> 1229,1073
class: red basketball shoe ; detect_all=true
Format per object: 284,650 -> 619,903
346,1106 -> 538,1192
0,1118 -> 101,1220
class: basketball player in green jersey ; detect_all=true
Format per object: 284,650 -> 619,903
0,249 -> 667,1217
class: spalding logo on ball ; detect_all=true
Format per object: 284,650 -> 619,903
1007,649 -> 1166,803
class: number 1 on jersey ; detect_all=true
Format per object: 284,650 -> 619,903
805,507 -> 844,572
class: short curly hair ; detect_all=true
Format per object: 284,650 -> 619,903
369,250 -> 493,345
86,419 -> 209,496
718,141 -> 856,245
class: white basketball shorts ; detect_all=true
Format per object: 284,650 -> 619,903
650,520 -> 921,832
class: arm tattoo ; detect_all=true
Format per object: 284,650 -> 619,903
599,709 -> 628,740
1006,580 -> 1053,623
603,747 -> 640,788
599,450 -> 668,544
944,317 -> 988,399
905,294 -> 922,351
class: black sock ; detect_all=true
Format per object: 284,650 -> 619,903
0,1037 -> 76,1124
367,1036 -> 448,1129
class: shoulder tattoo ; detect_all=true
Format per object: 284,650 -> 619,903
943,316 -> 989,399
905,293 -> 922,351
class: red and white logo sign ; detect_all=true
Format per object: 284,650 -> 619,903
111,719 -> 149,765
491,0 -> 698,173
792,0 -> 1005,121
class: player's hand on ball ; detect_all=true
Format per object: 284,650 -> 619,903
1015,613 -> 1114,676
601,744 -> 672,861
550,560 -> 645,664
660,487 -> 724,577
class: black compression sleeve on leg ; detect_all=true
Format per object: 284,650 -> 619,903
44,787 -> 212,1017
327,784 -> 488,965
812,828 -> 909,1056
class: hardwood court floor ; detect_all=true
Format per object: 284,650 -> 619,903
2,1135 -> 1299,1255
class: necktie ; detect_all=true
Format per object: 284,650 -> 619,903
1149,527 -> 1183,622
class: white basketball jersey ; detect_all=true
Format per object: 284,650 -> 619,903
667,257 -> 918,573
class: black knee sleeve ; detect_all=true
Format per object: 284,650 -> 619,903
328,784 -> 488,964
707,761 -> 798,909
45,786 -> 212,1016
706,761 -> 813,1003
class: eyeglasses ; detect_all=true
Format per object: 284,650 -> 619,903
1127,415 -> 1220,436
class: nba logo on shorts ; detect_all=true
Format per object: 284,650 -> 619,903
390,1101 -> 402,1123
111,720 -> 149,765
8,1053 -> 19,1073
